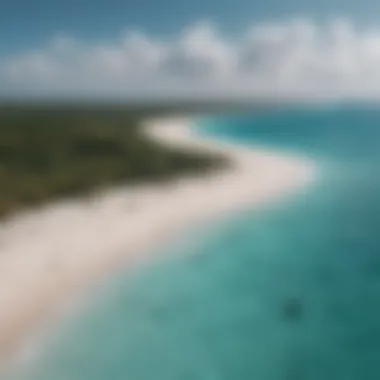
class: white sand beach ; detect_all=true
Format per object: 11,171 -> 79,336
0,118 -> 317,365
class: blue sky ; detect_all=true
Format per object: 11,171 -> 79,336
2,0 -> 380,100
1,0 -> 378,55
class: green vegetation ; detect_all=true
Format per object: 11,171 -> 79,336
0,106 -> 227,218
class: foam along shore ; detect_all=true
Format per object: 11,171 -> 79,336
0,117 -> 317,364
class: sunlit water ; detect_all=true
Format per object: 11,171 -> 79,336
10,106 -> 380,380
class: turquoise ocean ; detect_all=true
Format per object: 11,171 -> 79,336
10,106 -> 380,380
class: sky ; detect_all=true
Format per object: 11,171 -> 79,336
2,0 -> 380,101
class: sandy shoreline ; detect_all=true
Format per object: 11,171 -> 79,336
0,117 -> 317,367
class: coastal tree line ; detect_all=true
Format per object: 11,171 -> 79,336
0,106 -> 226,218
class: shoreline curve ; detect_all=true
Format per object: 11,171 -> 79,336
0,117 -> 317,370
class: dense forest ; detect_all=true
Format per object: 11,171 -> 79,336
0,106 -> 227,218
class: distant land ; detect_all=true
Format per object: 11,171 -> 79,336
0,98 -> 275,116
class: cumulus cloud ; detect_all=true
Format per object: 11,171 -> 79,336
3,18 -> 380,100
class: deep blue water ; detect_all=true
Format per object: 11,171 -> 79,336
12,106 -> 380,380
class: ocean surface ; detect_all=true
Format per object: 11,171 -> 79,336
11,106 -> 380,380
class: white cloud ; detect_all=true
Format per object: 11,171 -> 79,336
3,18 -> 380,100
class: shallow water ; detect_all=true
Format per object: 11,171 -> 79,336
11,106 -> 380,380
